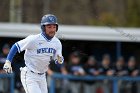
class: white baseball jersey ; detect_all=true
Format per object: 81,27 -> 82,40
15,33 -> 62,73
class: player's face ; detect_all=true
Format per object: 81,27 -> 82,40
45,24 -> 57,37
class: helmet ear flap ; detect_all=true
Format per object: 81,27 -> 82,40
56,24 -> 58,32
41,25 -> 45,32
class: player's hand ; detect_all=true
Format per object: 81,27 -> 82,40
56,55 -> 64,64
3,60 -> 13,74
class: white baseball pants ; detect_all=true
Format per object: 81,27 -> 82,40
20,67 -> 48,93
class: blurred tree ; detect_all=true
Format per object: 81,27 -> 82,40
9,0 -> 22,22
0,0 -> 140,27
22,0 -> 43,23
125,0 -> 140,27
0,0 -> 9,22
50,0 -> 91,25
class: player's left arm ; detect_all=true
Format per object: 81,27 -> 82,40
54,40 -> 64,65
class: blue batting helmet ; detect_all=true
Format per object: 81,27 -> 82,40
41,14 -> 58,32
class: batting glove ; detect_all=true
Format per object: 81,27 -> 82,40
3,60 -> 13,74
55,55 -> 64,64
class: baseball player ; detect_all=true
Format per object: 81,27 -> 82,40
3,14 -> 64,93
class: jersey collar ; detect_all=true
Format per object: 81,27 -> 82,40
41,32 -> 53,42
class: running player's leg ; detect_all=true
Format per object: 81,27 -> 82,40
39,75 -> 48,93
20,68 -> 42,93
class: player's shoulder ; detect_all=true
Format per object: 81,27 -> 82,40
26,34 -> 41,40
52,36 -> 61,44
28,34 -> 40,38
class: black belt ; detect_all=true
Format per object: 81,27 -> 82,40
30,70 -> 44,75
26,66 -> 45,75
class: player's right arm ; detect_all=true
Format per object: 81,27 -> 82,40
3,35 -> 34,73
3,44 -> 18,73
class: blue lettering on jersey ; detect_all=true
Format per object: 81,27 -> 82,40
37,48 -> 56,54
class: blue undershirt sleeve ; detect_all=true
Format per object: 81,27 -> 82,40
6,44 -> 18,62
